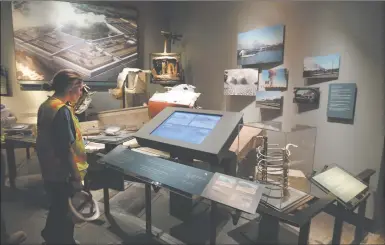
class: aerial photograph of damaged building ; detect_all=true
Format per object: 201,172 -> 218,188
12,1 -> 138,85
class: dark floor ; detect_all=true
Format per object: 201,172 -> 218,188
1,148 -> 384,245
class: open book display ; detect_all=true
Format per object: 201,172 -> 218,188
310,166 -> 369,210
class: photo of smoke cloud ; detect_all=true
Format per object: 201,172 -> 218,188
255,91 -> 282,110
12,1 -> 138,86
224,69 -> 259,96
260,68 -> 288,91
303,54 -> 340,79
237,25 -> 285,66
150,53 -> 183,85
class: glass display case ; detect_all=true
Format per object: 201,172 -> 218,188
235,121 -> 317,212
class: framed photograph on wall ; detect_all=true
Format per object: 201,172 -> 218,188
11,1 -> 138,90
260,68 -> 288,91
255,91 -> 283,110
224,68 -> 259,96
237,24 -> 285,66
303,54 -> 340,79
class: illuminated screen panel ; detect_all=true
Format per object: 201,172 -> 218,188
150,112 -> 222,144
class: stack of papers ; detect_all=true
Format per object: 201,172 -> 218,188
150,90 -> 201,107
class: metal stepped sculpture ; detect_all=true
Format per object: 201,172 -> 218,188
256,135 -> 298,201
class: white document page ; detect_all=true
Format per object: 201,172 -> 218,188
312,166 -> 367,203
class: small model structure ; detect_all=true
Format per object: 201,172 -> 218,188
150,31 -> 184,86
151,54 -> 182,84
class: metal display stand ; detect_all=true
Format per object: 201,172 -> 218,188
98,146 -> 265,245
86,134 -> 134,215
325,169 -> 375,245
240,168 -> 376,245
4,135 -> 36,189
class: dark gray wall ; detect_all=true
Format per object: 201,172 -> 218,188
168,1 -> 385,219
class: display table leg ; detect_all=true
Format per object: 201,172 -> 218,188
169,155 -> 194,220
209,201 -> 217,245
26,147 -> 30,160
257,214 -> 279,244
298,221 -> 311,245
145,183 -> 152,235
169,191 -> 193,220
104,187 -> 110,215
5,142 -> 16,189
331,204 -> 343,245
353,195 -> 369,243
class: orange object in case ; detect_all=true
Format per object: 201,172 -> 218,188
148,100 -> 191,119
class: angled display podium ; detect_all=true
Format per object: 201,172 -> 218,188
134,107 -> 243,166
133,107 -> 244,219
310,165 -> 370,210
99,145 -> 265,244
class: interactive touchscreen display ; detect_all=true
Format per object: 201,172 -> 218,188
150,112 -> 222,144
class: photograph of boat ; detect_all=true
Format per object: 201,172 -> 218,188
260,68 -> 288,91
255,91 -> 282,110
224,68 -> 259,96
237,24 -> 285,66
303,54 -> 340,79
12,1 -> 138,86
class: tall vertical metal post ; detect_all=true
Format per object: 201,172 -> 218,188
210,201 -> 218,245
145,183 -> 152,235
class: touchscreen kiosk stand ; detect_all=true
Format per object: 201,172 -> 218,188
134,107 -> 244,220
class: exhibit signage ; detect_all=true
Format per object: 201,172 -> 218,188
201,173 -> 264,214
101,146 -> 264,213
327,83 -> 357,120
101,146 -> 214,195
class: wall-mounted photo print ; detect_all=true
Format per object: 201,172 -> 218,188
255,91 -> 282,110
293,87 -> 320,104
237,25 -> 285,66
303,54 -> 340,79
12,1 -> 138,87
224,68 -> 259,96
260,68 -> 288,91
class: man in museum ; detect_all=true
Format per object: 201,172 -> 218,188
36,69 -> 88,244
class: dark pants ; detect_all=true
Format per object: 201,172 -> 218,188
41,181 -> 75,244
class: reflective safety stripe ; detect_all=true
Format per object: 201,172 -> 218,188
42,97 -> 89,180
